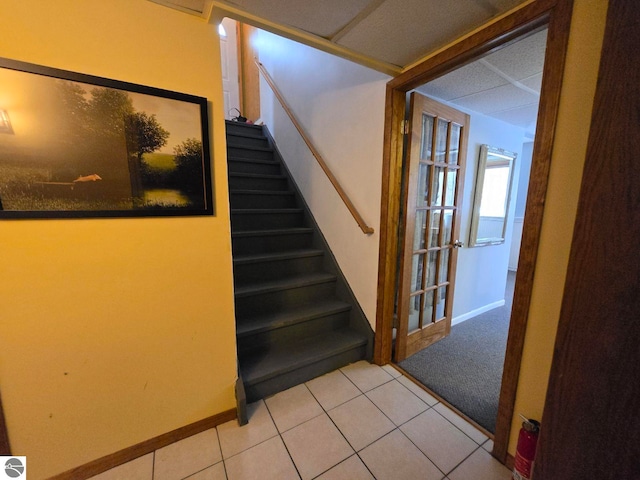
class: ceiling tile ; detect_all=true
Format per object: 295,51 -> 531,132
417,62 -> 508,101
336,0 -> 503,66
519,73 -> 543,93
489,104 -> 539,127
482,29 -> 547,80
229,0 -> 374,38
452,83 -> 539,114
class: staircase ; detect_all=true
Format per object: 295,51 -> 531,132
226,120 -> 372,403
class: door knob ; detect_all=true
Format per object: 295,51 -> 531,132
454,240 -> 464,248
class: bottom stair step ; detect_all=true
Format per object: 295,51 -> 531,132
240,328 -> 367,402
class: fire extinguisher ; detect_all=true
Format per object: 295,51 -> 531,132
513,416 -> 540,480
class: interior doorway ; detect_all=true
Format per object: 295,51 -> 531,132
392,29 -> 544,436
374,0 -> 574,463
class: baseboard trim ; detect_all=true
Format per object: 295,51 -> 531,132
505,452 -> 515,470
452,300 -> 505,326
48,408 -> 236,480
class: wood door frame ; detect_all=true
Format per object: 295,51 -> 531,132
373,0 -> 574,463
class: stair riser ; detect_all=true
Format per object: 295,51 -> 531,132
237,311 -> 351,355
234,255 -> 324,286
244,345 -> 367,403
230,193 -> 296,210
229,176 -> 288,191
231,211 -> 304,230
225,123 -> 264,137
235,281 -> 337,317
232,232 -> 313,255
227,136 -> 270,149
228,147 -> 274,161
228,160 -> 281,175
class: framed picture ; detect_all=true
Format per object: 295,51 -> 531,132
0,58 -> 213,218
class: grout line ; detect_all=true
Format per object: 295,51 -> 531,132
444,444 -> 484,477
262,393 -> 304,480
394,426 -> 447,479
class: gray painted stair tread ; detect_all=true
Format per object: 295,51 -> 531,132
241,329 -> 367,385
227,157 -> 278,164
226,121 -> 263,131
229,172 -> 287,179
233,248 -> 324,265
234,272 -> 336,297
227,144 -> 273,153
227,131 -> 265,140
236,299 -> 351,337
231,208 -> 303,214
232,227 -> 313,237
230,189 -> 295,196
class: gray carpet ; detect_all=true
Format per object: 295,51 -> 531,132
398,271 -> 515,433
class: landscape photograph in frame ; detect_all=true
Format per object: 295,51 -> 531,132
0,58 -> 213,219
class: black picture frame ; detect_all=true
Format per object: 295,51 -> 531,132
0,57 -> 213,219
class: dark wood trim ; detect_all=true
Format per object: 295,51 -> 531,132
0,389 -> 10,455
389,0 -> 557,91
374,0 -> 574,464
505,453 -> 515,471
534,2 -> 640,478
493,0 -> 573,463
374,86 -> 406,365
48,409 -> 236,480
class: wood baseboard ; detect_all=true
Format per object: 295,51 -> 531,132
505,452 -> 515,470
48,408 -> 236,480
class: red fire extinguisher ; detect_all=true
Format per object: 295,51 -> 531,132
513,416 -> 540,480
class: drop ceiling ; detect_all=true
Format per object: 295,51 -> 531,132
149,0 -> 546,136
418,29 -> 547,138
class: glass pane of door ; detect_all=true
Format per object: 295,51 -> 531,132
396,92 -> 469,361
421,115 -> 434,160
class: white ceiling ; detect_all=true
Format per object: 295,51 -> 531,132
418,28 -> 547,138
149,0 -> 546,136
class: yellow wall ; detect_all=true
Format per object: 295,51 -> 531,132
508,0 -> 608,454
0,1 -> 237,479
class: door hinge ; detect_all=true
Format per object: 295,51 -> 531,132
401,120 -> 409,135
392,313 -> 399,329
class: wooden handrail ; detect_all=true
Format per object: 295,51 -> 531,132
255,61 -> 374,235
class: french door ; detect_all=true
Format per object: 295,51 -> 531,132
394,92 -> 469,362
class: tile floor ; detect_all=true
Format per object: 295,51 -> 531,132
89,361 -> 513,480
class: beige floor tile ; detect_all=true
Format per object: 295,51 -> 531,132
217,400 -> 278,458
225,436 -> 300,480
448,448 -> 512,480
397,375 -> 439,406
400,409 -> 478,474
185,462 -> 227,480
482,438 -> 494,452
87,453 -> 153,480
265,384 -> 324,433
306,370 -> 361,410
315,454 -> 374,480
340,361 -> 394,392
282,414 -> 354,480
154,429 -> 222,480
359,430 -> 444,480
433,403 -> 489,444
366,379 -> 429,426
327,394 -> 395,451
381,364 -> 402,378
